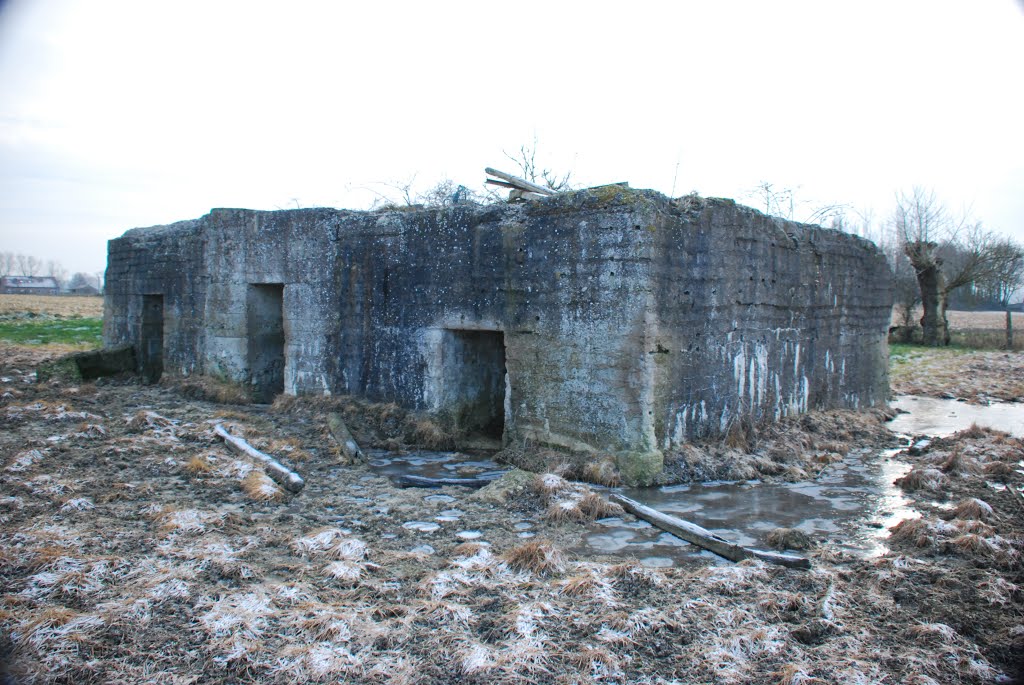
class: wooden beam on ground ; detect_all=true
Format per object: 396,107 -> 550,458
610,494 -> 811,570
214,423 -> 305,493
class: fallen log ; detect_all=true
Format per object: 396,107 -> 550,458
609,494 -> 811,570
327,412 -> 364,464
394,474 -> 494,489
214,423 -> 305,493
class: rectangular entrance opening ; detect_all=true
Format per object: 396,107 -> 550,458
140,295 -> 164,384
444,330 -> 507,440
247,284 -> 285,403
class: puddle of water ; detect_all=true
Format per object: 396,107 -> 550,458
424,494 -> 456,504
583,447 -> 916,566
889,395 -> 1024,438
367,449 -> 508,483
581,395 -> 1024,567
403,521 -> 441,533
456,530 -> 483,540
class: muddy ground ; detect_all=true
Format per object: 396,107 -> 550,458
1,343 -> 1022,684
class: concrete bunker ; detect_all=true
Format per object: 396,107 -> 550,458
140,294 -> 163,384
104,189 -> 893,484
247,283 -> 285,403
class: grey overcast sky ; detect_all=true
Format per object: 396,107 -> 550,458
1,0 -> 1022,276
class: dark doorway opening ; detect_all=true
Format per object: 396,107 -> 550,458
247,284 -> 285,403
141,295 -> 164,384
444,330 -> 507,439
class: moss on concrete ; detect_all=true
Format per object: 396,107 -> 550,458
615,449 -> 664,487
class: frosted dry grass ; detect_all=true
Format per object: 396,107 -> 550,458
533,472 -> 624,523
4,401 -> 100,423
291,527 -> 369,560
5,448 -> 47,472
241,470 -> 285,501
1,527 -> 1010,684
2,346 -> 1022,683
152,507 -> 225,536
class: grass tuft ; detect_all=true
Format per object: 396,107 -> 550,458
948,497 -> 995,522
183,455 -> 213,476
766,528 -> 813,551
577,492 -> 624,520
502,540 -> 565,576
889,518 -> 938,548
241,471 -> 285,501
894,467 -> 950,493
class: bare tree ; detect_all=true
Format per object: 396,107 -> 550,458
47,260 -> 68,289
982,239 -> 1024,349
893,187 -> 1006,346
0,252 -> 15,277
15,254 -> 43,276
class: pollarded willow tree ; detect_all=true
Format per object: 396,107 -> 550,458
892,187 -> 1008,346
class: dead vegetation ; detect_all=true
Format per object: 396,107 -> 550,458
1,344 -> 1024,682
658,408 -> 898,484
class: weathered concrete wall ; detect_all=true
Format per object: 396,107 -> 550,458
105,188 -> 892,482
104,220 -> 206,378
645,196 -> 891,449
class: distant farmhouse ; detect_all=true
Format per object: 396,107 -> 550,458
0,276 -> 60,295
105,188 -> 892,484
69,283 -> 101,296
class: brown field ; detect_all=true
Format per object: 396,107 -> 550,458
892,307 -> 1023,330
0,294 -> 103,318
945,309 -> 1023,329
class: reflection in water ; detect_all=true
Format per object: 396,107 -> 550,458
582,446 -> 916,565
889,395 -> 1024,438
367,399 -> 1021,568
